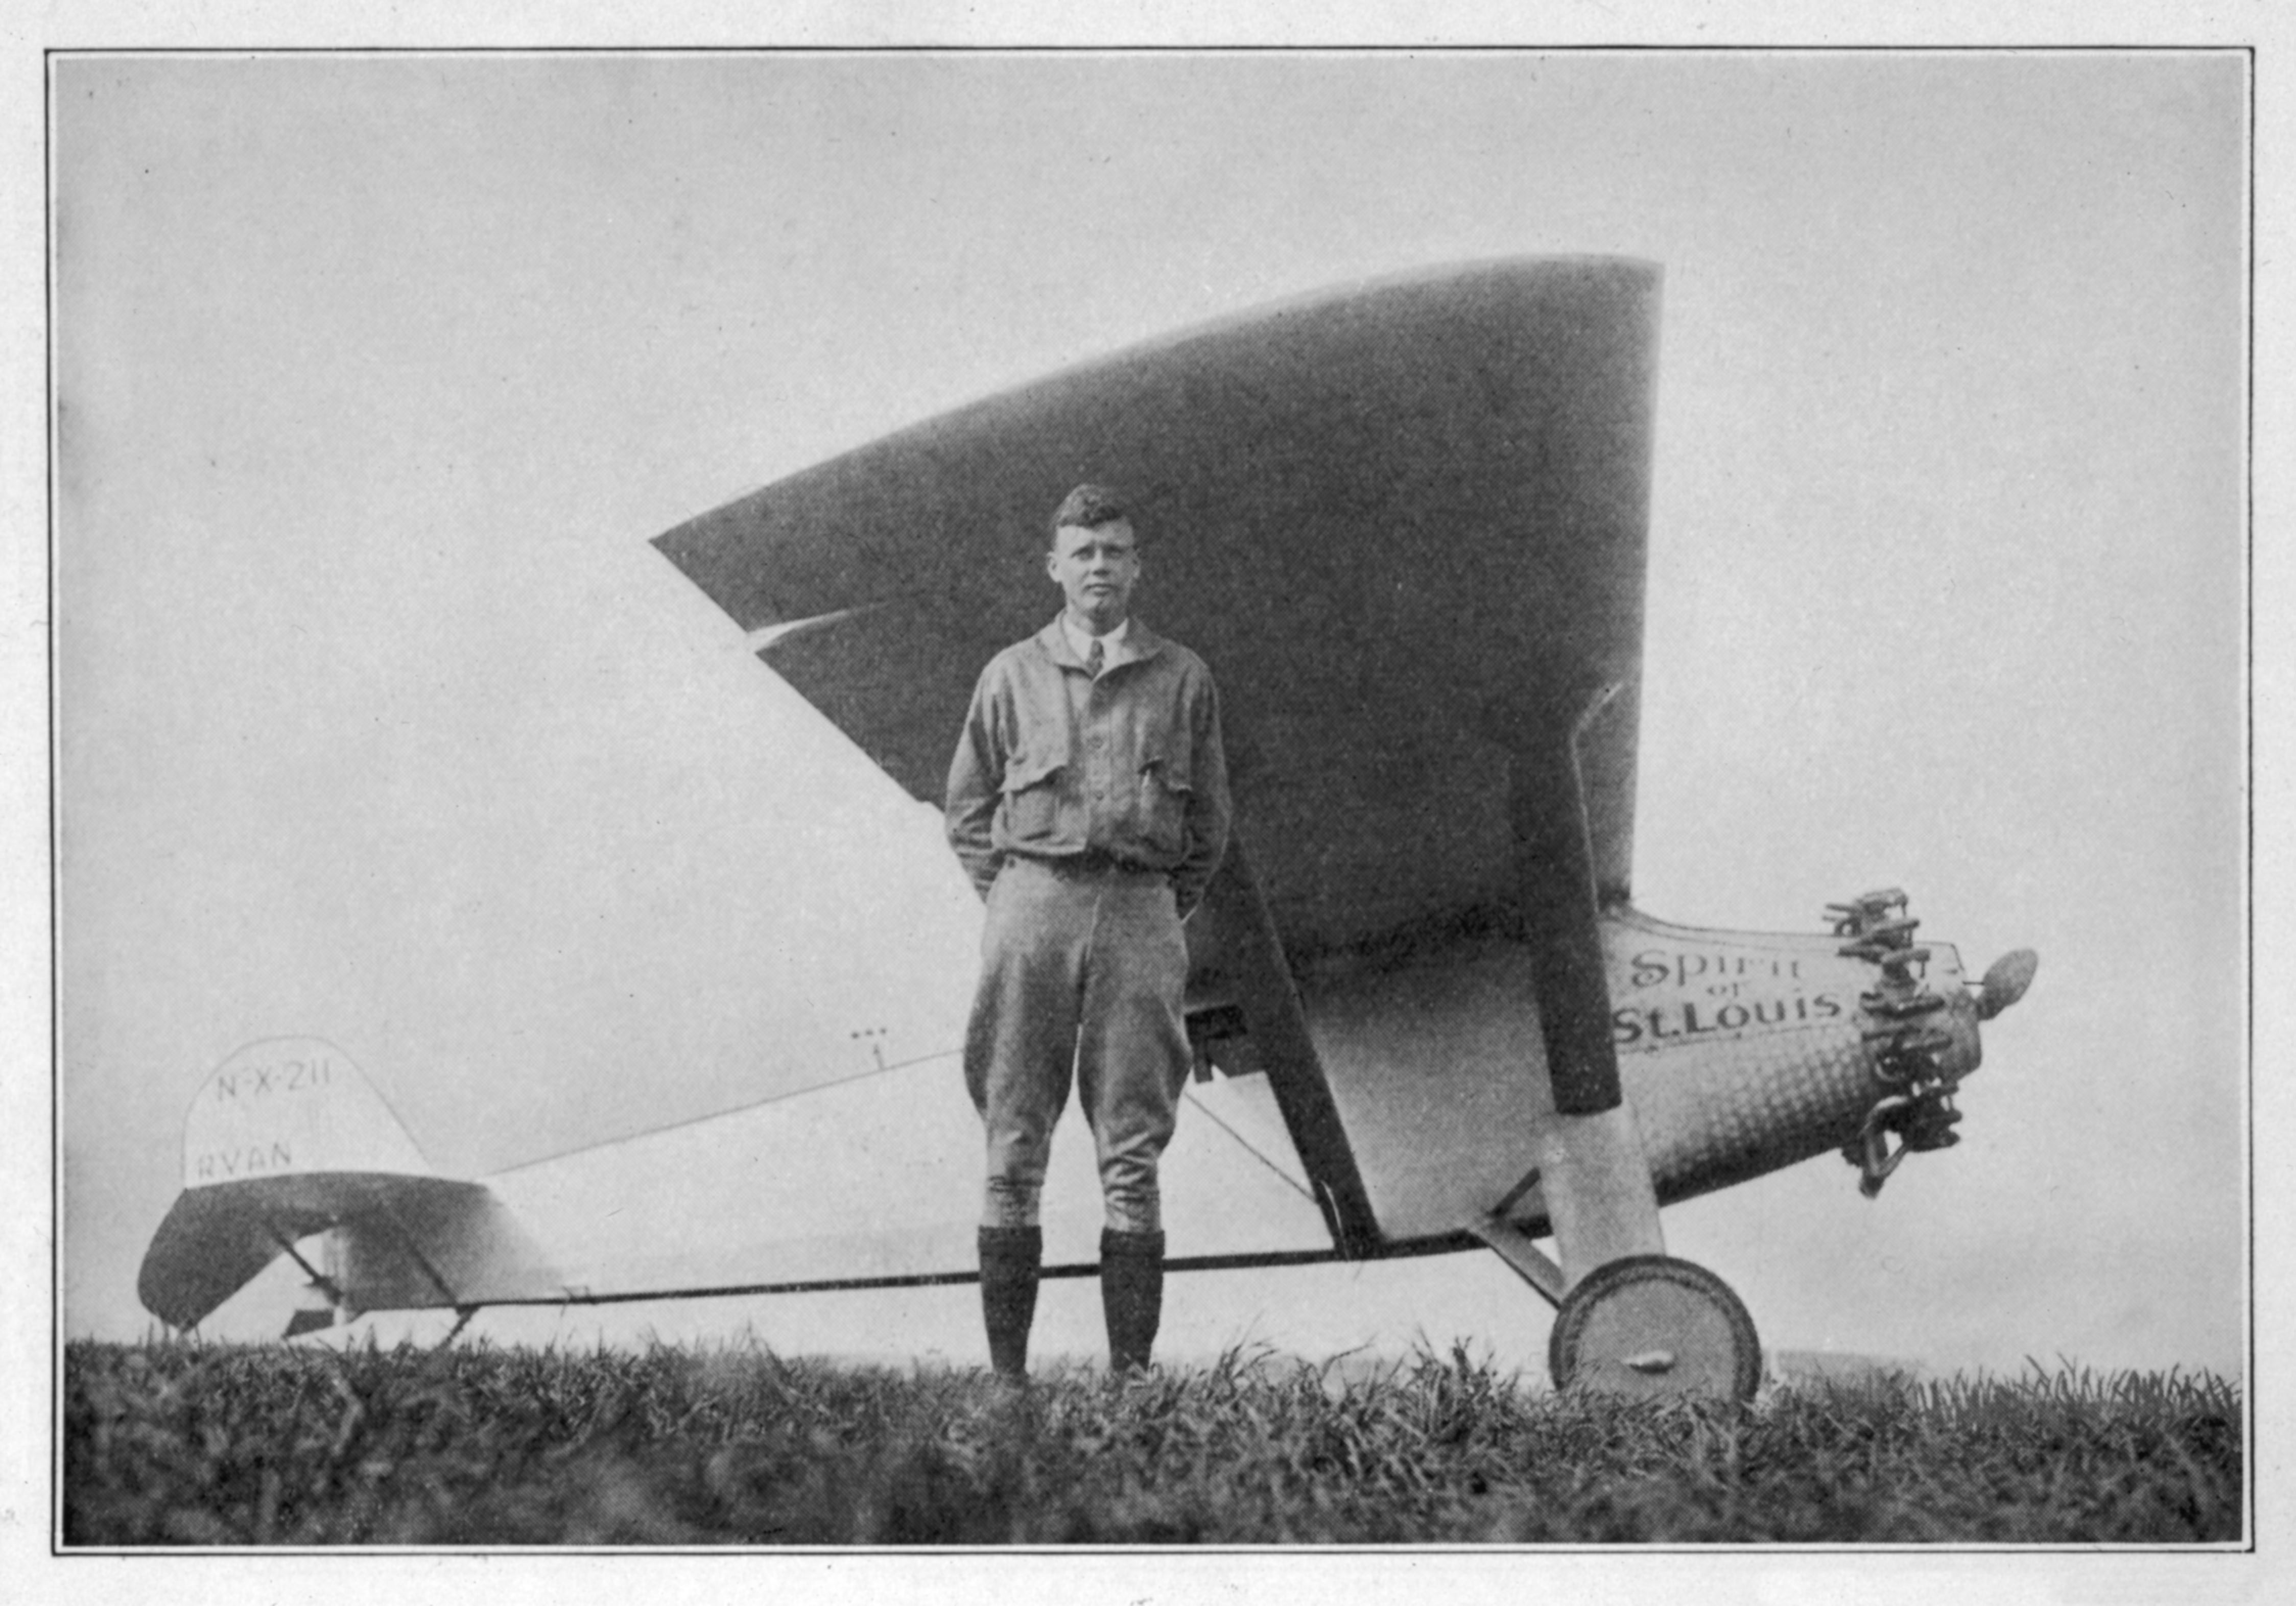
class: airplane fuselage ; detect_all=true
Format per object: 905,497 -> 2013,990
141,898 -> 1979,1331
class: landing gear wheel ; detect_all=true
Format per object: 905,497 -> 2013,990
1547,1255 -> 1762,1401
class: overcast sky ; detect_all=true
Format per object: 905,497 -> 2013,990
47,50 -> 2249,1379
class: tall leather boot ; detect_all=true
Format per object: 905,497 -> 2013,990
977,1225 -> 1042,1382
1099,1228 -> 1166,1375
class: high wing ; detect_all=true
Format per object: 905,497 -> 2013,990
654,257 -> 1658,945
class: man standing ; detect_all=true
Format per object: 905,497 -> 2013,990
945,484 -> 1232,1380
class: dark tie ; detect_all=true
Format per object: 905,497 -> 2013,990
1086,637 -> 1105,678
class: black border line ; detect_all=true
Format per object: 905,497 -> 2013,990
44,33 -> 60,1564
43,42 -> 2261,1560
2241,41 -> 2258,1551
28,45 -> 2278,57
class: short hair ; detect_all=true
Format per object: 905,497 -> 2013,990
1049,483 -> 1130,542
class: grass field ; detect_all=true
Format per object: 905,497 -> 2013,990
62,1338 -> 2242,1546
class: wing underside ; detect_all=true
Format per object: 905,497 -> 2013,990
654,258 -> 1659,946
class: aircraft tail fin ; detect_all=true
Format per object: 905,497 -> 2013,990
168,1036 -> 434,1190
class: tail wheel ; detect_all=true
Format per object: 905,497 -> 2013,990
1547,1255 -> 1762,1401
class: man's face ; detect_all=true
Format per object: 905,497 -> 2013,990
1046,518 -> 1141,633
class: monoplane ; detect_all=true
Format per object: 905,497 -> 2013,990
137,258 -> 2036,1397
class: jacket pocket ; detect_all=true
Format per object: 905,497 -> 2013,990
999,752 -> 1067,846
1135,755 -> 1193,856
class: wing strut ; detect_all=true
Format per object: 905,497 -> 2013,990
1466,1215 -> 1568,1308
267,1220 -> 351,1339
1513,683 -> 1630,1115
264,1220 -> 342,1302
1198,836 -> 1382,1258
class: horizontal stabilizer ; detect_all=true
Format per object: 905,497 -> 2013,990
138,1039 -> 561,1328
137,1171 -> 531,1328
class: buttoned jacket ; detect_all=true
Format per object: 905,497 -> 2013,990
946,616 -> 1231,918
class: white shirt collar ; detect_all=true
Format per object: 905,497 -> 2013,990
1061,613 -> 1130,668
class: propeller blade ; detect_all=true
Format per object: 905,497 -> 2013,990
1976,949 -> 2039,1020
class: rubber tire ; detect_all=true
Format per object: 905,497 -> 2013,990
1547,1254 -> 1762,1402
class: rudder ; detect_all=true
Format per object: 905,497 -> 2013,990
176,1036 -> 431,1188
